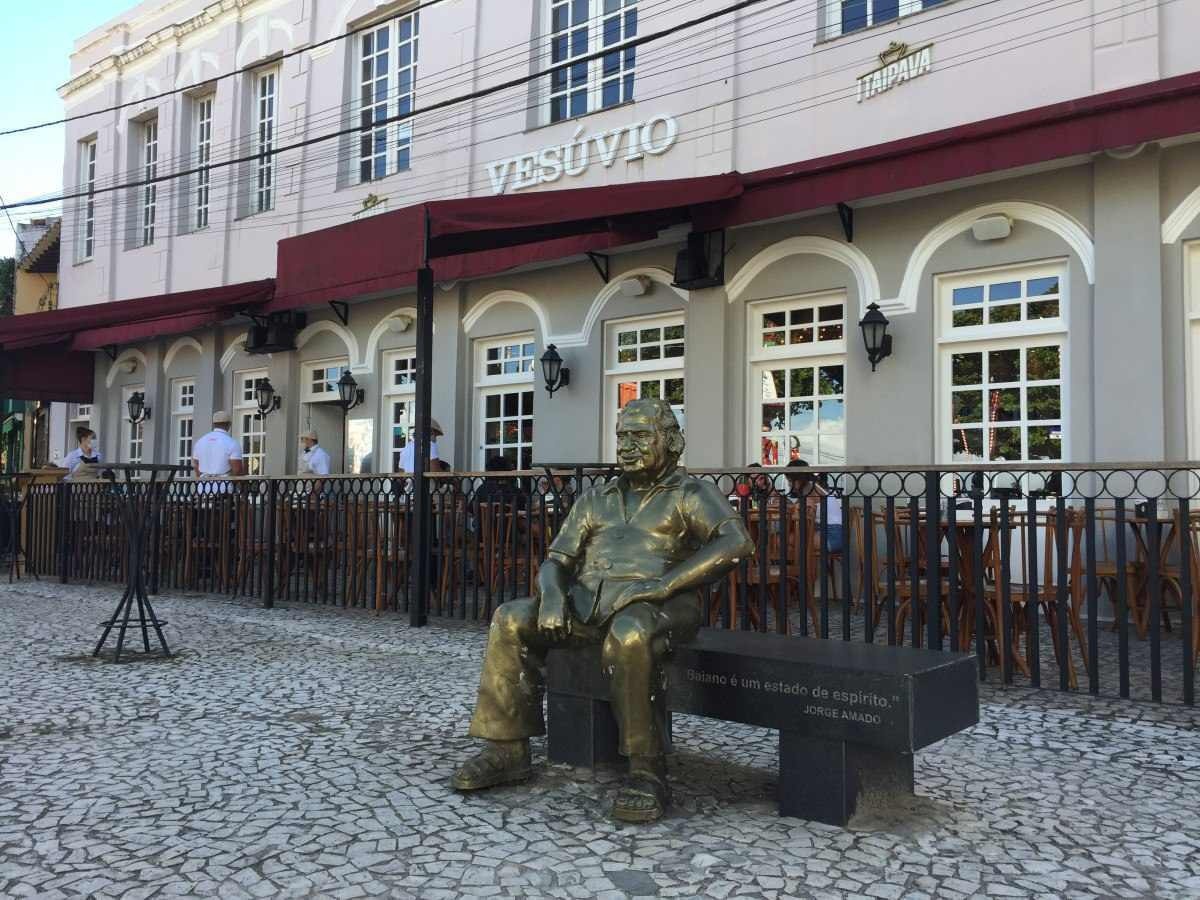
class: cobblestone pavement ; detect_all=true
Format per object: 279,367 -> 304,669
1,581 -> 1198,900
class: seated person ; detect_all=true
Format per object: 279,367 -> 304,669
451,400 -> 754,822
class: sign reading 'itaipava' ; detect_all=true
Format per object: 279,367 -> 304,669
857,43 -> 933,103
485,115 -> 679,195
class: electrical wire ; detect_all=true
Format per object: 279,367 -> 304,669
44,0 -> 1140,254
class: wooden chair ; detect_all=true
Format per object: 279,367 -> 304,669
982,508 -> 1088,688
738,501 -> 821,635
865,509 -> 953,648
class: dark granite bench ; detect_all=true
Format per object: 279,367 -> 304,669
545,629 -> 979,826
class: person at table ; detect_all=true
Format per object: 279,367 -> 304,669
63,427 -> 102,478
193,411 -> 244,479
399,418 -> 443,473
298,430 -> 331,476
787,459 -> 843,552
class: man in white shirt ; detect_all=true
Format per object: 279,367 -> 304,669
398,418 -> 443,473
299,430 -> 331,476
193,411 -> 244,479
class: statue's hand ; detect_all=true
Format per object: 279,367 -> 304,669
611,578 -> 670,614
536,588 -> 571,641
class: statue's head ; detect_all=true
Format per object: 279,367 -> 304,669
615,399 -> 685,480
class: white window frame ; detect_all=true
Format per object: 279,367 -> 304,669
234,368 -> 269,476
823,0 -> 942,40
746,291 -> 848,467
301,358 -> 351,403
382,349 -> 416,472
69,403 -> 92,425
935,260 -> 1070,466
253,69 -> 278,214
171,379 -> 196,469
1186,241 -> 1200,458
80,139 -> 97,260
140,119 -> 158,246
357,10 -> 419,183
121,386 -> 145,464
194,95 -> 214,229
603,312 -> 685,462
475,334 -> 536,470
545,0 -> 638,125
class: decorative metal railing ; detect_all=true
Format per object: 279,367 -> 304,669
4,464 -> 1198,705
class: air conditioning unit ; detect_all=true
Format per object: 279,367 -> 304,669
671,230 -> 726,290
245,311 -> 307,354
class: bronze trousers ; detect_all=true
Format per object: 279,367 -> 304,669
467,593 -> 701,758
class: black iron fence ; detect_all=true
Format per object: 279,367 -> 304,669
4,464 -> 1198,705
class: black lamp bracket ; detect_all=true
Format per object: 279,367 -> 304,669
329,301 -> 350,327
837,202 -> 854,243
585,252 -> 609,284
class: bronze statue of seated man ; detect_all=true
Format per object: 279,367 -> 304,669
452,399 -> 754,822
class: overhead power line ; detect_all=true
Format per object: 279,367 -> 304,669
0,0 -> 792,212
0,0 -> 457,137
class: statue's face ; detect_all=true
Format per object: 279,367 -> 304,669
616,410 -> 671,478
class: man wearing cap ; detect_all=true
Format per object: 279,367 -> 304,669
398,418 -> 443,473
192,411 -> 244,479
298,430 -> 331,476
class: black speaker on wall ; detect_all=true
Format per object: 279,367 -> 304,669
671,230 -> 726,290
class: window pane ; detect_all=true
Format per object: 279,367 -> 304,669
663,325 -> 684,340
790,308 -> 813,325
640,345 -> 661,361
522,391 -> 534,414
503,393 -> 519,416
762,370 -> 785,400
952,285 -> 984,306
988,281 -> 1021,302
763,312 -> 786,329
818,398 -> 845,432
618,330 -> 636,346
1027,345 -> 1061,381
664,379 -> 684,404
486,394 -> 500,417
790,368 -> 814,397
818,366 -> 844,395
989,304 -> 1020,324
841,0 -> 867,32
952,428 -> 983,460
789,328 -> 813,345
763,332 -> 786,348
663,343 -> 684,359
952,390 -> 982,424
641,381 -> 661,400
818,324 -> 843,342
988,388 -> 1021,422
953,309 -> 984,328
640,328 -> 661,343
1027,276 -> 1059,296
618,349 -> 637,363
1028,426 -> 1063,460
789,401 -> 815,433
952,353 -> 982,386
761,404 -> 785,432
1028,300 -> 1059,320
988,349 -> 1020,384
874,0 -> 899,22
1027,386 -> 1061,420
989,428 -> 1022,460
818,304 -> 842,322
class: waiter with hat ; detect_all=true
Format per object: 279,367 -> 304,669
192,411 -> 244,479
298,430 -> 331,476
399,418 -> 444,473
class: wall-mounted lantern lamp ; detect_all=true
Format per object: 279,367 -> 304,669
540,344 -> 570,397
858,302 -> 893,372
255,377 -> 282,420
126,391 -> 151,425
336,370 -> 365,412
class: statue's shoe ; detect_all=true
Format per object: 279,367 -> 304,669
451,746 -> 532,792
611,771 -> 671,823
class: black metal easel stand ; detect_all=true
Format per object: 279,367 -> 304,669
93,467 -> 177,662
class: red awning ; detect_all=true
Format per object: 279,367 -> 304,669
0,279 -> 275,351
0,344 -> 94,403
272,175 -> 742,309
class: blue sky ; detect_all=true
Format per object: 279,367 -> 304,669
0,2 -> 133,257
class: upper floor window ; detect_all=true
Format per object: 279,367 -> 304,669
824,0 -> 942,39
547,0 -> 637,124
235,369 -> 269,476
194,95 -> 214,229
79,139 -> 97,260
303,359 -> 350,402
359,11 -> 419,183
140,119 -> 158,246
254,70 -> 277,213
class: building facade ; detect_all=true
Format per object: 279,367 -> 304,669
41,0 -> 1200,472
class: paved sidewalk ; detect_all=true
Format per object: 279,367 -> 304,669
0,581 -> 1198,899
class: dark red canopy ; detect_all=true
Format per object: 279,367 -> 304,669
0,344 -> 95,403
272,175 -> 743,309
0,280 -> 274,351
